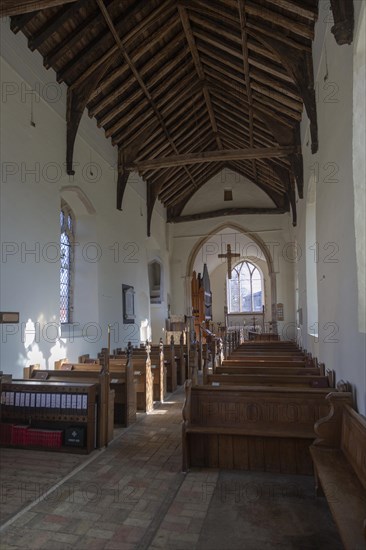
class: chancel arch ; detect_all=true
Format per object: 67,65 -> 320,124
186,223 -> 278,334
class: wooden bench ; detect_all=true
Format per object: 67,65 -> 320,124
110,347 -> 154,413
182,381 -> 342,474
222,357 -> 308,368
310,392 -> 366,549
163,340 -> 178,393
151,350 -> 166,402
105,358 -> 136,426
206,371 -> 334,388
216,365 -> 325,376
25,367 -> 112,447
56,359 -> 137,427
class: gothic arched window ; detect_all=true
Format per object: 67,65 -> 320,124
60,201 -> 74,323
228,261 -> 263,313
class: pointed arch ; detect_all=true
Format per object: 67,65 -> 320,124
186,222 -> 278,326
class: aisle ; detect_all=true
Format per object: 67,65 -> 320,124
0,388 -> 341,550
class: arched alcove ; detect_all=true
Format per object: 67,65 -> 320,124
186,223 -> 277,331
148,260 -> 162,304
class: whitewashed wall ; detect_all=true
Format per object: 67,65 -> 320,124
0,22 -> 170,376
294,1 -> 366,413
170,216 -> 296,340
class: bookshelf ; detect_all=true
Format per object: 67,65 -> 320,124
0,380 -> 98,453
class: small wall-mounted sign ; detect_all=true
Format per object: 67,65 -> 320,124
0,312 -> 19,323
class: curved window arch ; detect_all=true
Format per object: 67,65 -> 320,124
228,261 -> 263,313
60,200 -> 75,323
148,260 -> 163,304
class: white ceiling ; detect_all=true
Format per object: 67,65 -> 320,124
182,168 -> 276,215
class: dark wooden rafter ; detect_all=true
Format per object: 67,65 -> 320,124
170,206 -> 285,224
329,0 -> 354,45
0,0 -> 77,17
238,0 -> 257,182
59,1 -> 177,86
10,11 -> 39,32
7,0 -> 330,230
88,37 -> 191,116
95,0 -> 198,210
249,30 -> 318,154
28,1 -> 83,51
178,5 -> 223,151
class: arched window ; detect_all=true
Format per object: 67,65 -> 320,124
148,260 -> 162,304
60,201 -> 74,323
306,175 -> 318,336
228,261 -> 263,313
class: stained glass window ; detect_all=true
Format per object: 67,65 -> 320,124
228,261 -> 263,313
60,201 -> 74,323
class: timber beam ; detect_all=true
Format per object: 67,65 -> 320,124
128,146 -> 298,171
1,0 -> 77,17
169,207 -> 287,224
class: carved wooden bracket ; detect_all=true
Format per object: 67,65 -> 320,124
146,180 -> 160,237
330,0 -> 354,45
66,55 -> 117,175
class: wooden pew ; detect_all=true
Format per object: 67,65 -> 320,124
150,344 -> 166,402
112,345 -> 154,413
26,366 -> 112,447
310,392 -> 366,550
206,371 -> 334,388
101,355 -> 136,426
56,353 -> 137,427
222,359 -> 308,369
129,344 -> 164,412
226,351 -> 307,361
216,365 -> 325,376
248,332 -> 280,341
182,381 -> 342,474
78,354 -> 99,364
162,338 -> 177,394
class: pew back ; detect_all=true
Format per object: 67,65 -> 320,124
183,381 -> 334,474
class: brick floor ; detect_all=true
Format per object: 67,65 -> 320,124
0,388 -> 342,549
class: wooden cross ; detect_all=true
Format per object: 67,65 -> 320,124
218,244 -> 240,279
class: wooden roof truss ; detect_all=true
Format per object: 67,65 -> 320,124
2,0 -> 354,234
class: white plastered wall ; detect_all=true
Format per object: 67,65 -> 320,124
294,1 -> 366,413
0,22 -> 171,375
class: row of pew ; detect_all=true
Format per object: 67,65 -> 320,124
182,338 -> 366,550
23,336 -> 190,448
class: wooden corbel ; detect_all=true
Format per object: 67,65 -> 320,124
66,54 -> 117,175
146,180 -> 160,237
116,148 -> 130,211
329,0 -> 354,45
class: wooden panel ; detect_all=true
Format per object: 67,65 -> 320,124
208,434 -> 219,468
248,437 -> 265,471
218,434 -> 234,469
263,438 -> 281,473
279,439 -> 297,474
341,406 -> 366,490
232,436 -> 249,470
